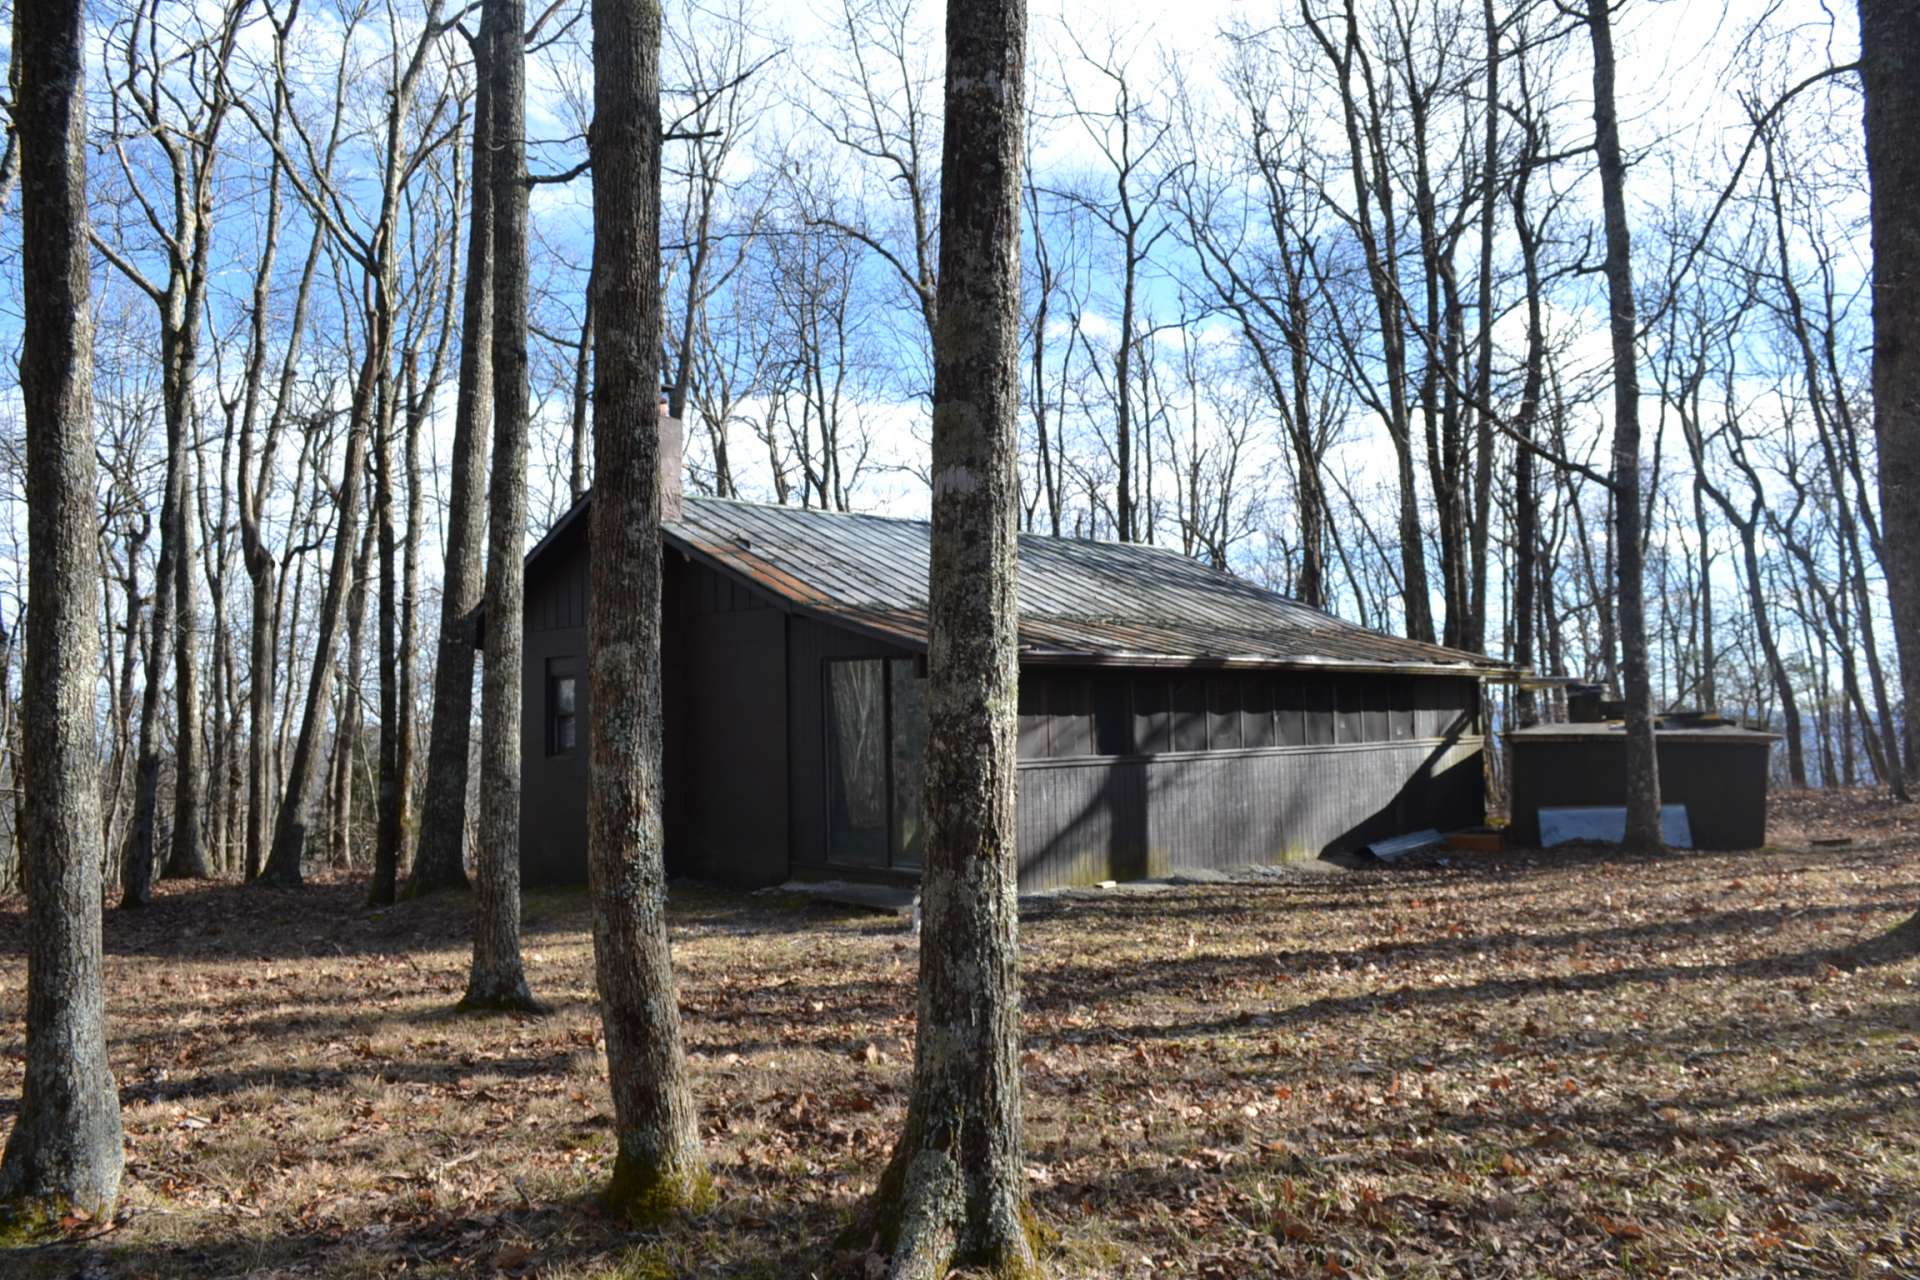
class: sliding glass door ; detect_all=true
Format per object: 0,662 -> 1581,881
825,658 -> 928,871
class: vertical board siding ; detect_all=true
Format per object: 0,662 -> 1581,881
668,556 -> 790,886
1015,736 -> 1486,892
523,544 -> 1493,893
520,535 -> 592,884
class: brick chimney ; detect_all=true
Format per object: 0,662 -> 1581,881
660,404 -> 684,523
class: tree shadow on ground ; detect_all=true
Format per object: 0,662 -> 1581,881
5,1192 -> 847,1280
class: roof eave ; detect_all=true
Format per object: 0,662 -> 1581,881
1017,649 -> 1514,677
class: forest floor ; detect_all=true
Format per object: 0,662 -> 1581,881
4,789 -> 1920,1278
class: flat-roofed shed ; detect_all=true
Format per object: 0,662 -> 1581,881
1506,720 -> 1778,851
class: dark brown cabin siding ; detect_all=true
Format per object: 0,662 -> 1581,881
1010,669 -> 1484,890
521,530 -> 591,884
662,552 -> 789,885
520,538 -> 793,886
520,519 -> 1491,892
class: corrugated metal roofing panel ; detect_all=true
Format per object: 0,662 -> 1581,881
653,495 -> 1506,673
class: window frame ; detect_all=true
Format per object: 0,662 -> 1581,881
822,656 -> 928,871
546,658 -> 581,757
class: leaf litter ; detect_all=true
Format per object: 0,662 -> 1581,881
1,788 -> 1917,1276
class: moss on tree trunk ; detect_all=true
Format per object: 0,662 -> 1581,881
583,0 -> 708,1224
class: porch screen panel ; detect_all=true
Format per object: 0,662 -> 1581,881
827,659 -> 888,865
889,659 -> 929,869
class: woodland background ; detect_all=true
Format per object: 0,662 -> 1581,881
0,0 -> 1891,891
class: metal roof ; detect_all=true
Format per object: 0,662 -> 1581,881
534,494 -> 1509,674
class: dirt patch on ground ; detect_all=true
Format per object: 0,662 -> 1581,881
4,790 -> 1919,1277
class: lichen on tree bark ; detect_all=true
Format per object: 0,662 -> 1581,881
1,0 -> 126,1235
852,0 -> 1041,1274
461,0 -> 542,1014
583,0 -> 708,1220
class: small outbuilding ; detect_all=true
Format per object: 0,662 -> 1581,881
1506,720 -> 1777,850
517,449 -> 1508,891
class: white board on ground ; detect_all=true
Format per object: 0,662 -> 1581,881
1538,805 -> 1693,849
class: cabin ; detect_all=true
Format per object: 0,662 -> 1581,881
518,430 -> 1508,892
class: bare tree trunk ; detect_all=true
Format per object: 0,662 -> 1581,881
1858,0 -> 1920,940
857,1 -> 1037,1275
1299,0 -> 1437,645
102,522 -> 147,861
102,0 -> 239,892
370,353 -> 404,902
1587,0 -> 1660,852
572,273 -> 595,503
0,0 -> 125,1229
1510,78 -> 1545,725
395,317 -> 441,890
1463,0 -> 1499,654
1859,0 -> 1920,943
238,152 -> 323,881
196,423 -> 237,876
257,0 -> 446,889
582,0 -> 706,1217
332,520 -> 375,871
1739,517 -> 1807,784
162,395 -> 209,881
121,458 -> 178,907
462,0 -> 541,1011
408,35 -> 493,900
259,355 -> 377,887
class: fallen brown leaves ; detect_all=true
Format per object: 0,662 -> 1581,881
1,788 -> 1918,1277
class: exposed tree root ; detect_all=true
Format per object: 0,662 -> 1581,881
454,980 -> 546,1016
252,865 -> 303,890
599,1150 -> 714,1227
880,1149 -> 961,1280
850,1145 -> 1044,1280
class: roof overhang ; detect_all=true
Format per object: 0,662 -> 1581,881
1017,650 -> 1515,677
521,493 -> 1520,678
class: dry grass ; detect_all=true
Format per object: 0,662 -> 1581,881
4,789 -> 1920,1277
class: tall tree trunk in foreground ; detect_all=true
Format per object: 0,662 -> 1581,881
462,0 -> 540,1011
584,0 -> 707,1218
0,0 -> 126,1233
1860,0 -> 1920,946
1587,0 -> 1661,853
408,20 -> 494,900
858,1 -> 1037,1275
